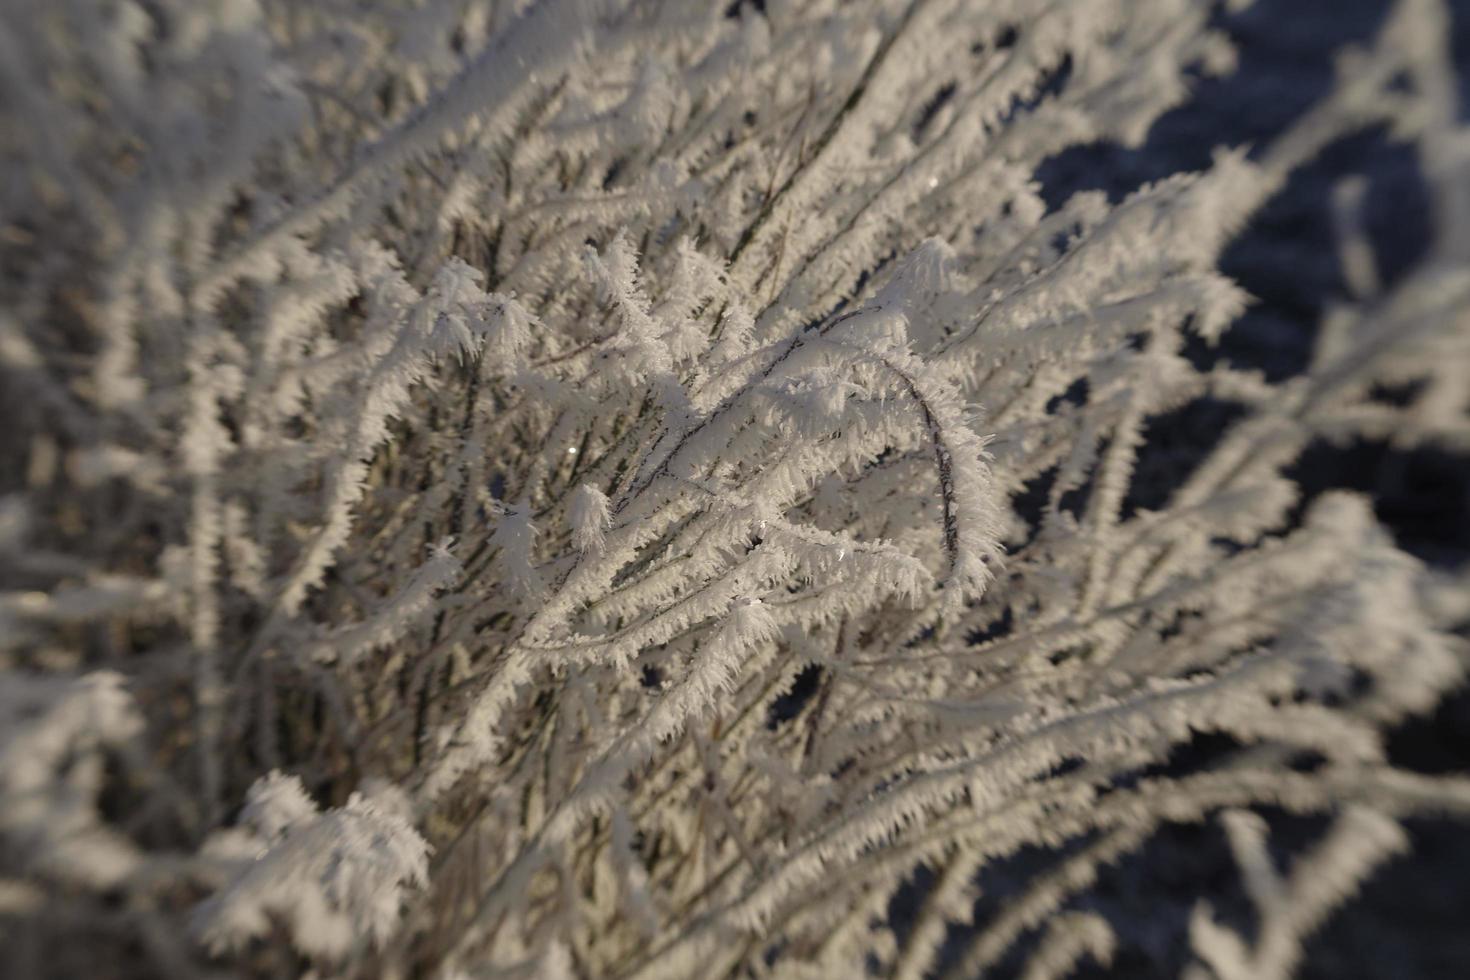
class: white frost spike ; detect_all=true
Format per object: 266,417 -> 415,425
626,595 -> 782,753
194,773 -> 430,962
239,770 -> 318,841
569,484 -> 612,554
422,257 -> 491,361
876,237 -> 958,317
481,292 -> 537,369
491,504 -> 543,596
725,596 -> 778,650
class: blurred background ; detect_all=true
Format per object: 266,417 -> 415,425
970,1 -> 1470,975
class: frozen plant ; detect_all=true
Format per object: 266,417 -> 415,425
193,772 -> 430,961
0,0 -> 1467,977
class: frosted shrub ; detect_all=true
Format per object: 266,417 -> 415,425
1,0 -> 1467,976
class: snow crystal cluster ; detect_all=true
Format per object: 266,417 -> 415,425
1,0 -> 1467,977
